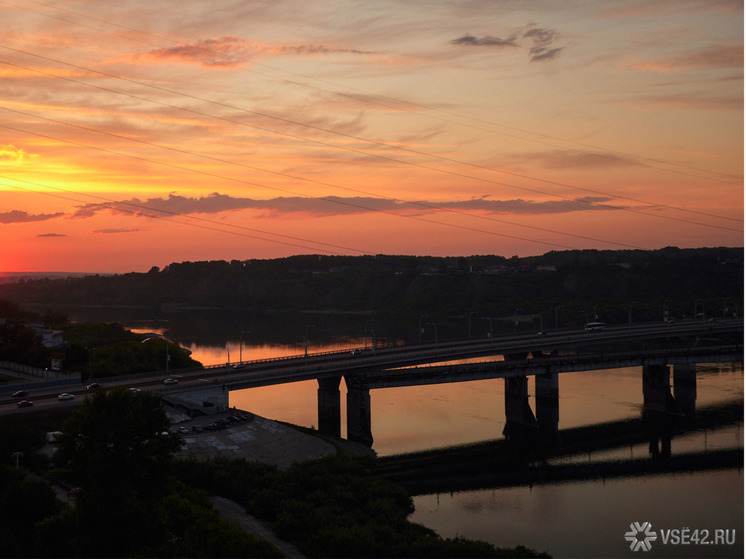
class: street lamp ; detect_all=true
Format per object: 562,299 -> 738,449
513,308 -> 522,332
304,324 -> 315,359
485,317 -> 494,339
468,311 -> 475,338
579,310 -> 589,325
86,346 -> 94,382
364,318 -> 375,350
239,329 -> 250,363
427,322 -> 438,348
554,305 -> 564,330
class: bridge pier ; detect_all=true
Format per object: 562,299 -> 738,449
535,371 -> 560,443
503,376 -> 538,444
346,380 -> 373,447
673,363 -> 697,420
642,364 -> 682,416
317,376 -> 342,437
642,364 -> 684,458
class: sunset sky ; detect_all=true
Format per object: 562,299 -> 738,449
1,0 -> 743,273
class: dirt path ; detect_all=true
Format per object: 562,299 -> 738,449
211,495 -> 306,558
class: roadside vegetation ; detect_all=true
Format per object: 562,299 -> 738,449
0,301 -> 200,379
0,388 -> 549,557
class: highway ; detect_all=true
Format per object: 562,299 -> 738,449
1,318 -> 741,416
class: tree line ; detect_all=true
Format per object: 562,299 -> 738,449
0,247 -> 741,332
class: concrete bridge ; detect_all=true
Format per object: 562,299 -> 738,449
160,319 -> 743,447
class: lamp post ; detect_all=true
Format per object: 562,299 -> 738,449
513,308 -> 522,333
364,318 -> 374,350
304,324 -> 315,359
579,310 -> 589,325
554,305 -> 563,330
468,311 -> 475,338
427,322 -> 438,349
239,329 -> 250,363
86,346 -> 94,382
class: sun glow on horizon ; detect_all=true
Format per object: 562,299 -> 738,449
0,1 -> 741,273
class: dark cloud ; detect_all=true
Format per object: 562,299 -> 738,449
530,47 -> 563,62
451,26 -> 563,63
73,192 -> 623,219
450,34 -> 518,48
36,233 -> 66,238
0,210 -> 64,224
523,28 -> 557,48
93,228 -> 146,234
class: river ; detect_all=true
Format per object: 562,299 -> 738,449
71,309 -> 744,557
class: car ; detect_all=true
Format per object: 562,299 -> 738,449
537,331 -> 546,336
86,382 -> 102,391
163,378 -> 179,385
232,363 -> 246,370
129,387 -> 141,393
12,390 -> 28,398
178,426 -> 189,434
16,400 -> 33,407
57,393 -> 75,401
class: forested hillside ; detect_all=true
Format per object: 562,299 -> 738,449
0,248 -> 741,329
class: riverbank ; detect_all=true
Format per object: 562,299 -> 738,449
171,408 -> 375,469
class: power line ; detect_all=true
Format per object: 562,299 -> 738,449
0,122 -> 591,250
3,100 -> 740,246
9,0 -> 741,186
0,45 -> 740,231
0,175 -> 373,255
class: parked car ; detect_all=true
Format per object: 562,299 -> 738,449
163,378 -> 179,385
16,400 -> 33,407
12,390 -> 28,398
129,387 -> 141,393
57,393 -> 75,401
86,382 -> 101,391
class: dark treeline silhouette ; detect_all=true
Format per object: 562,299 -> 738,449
0,247 -> 741,333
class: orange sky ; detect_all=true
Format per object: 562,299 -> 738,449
0,1 -> 743,272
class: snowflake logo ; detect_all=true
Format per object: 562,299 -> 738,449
625,521 -> 658,552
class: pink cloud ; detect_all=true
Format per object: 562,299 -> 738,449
629,45 -> 743,72
127,36 -> 372,68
